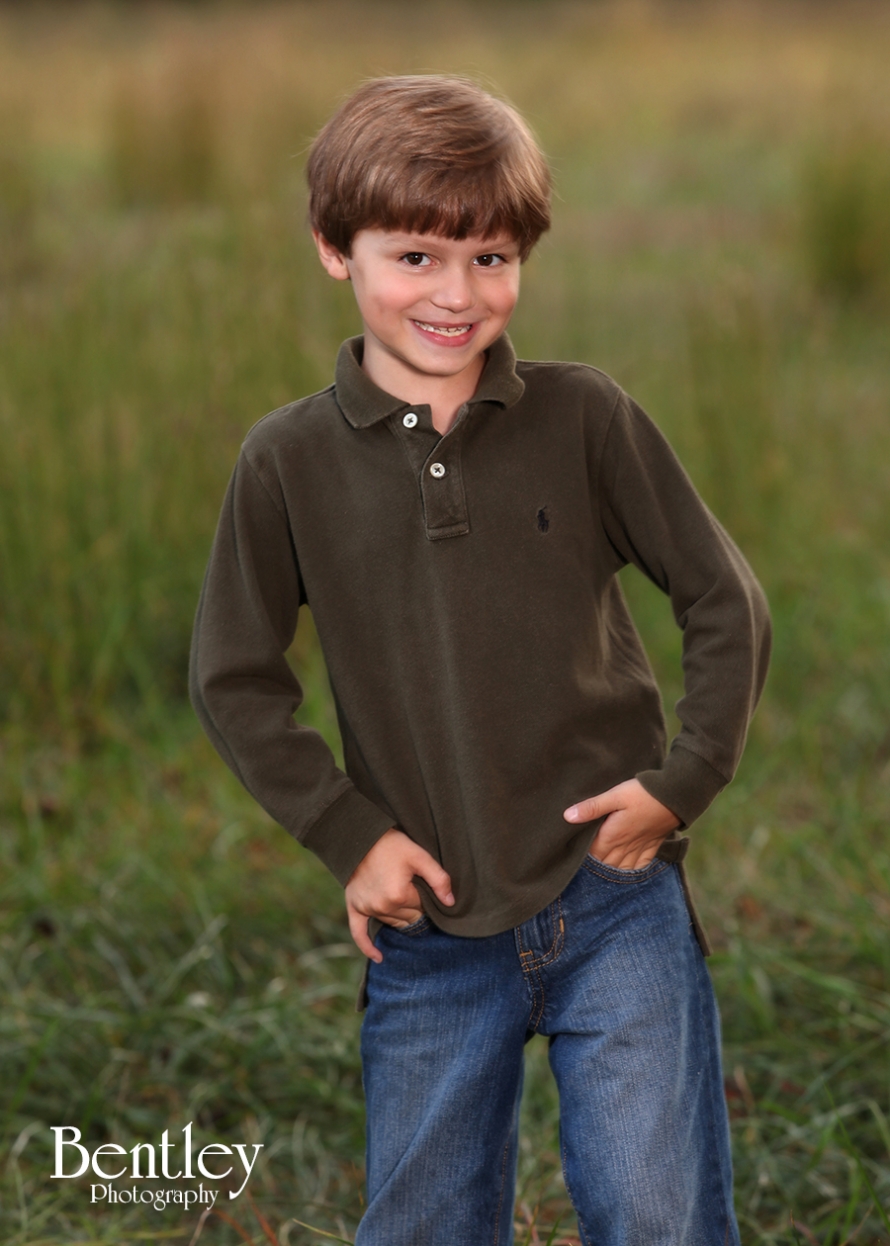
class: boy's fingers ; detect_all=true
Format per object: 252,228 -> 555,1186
411,853 -> 455,906
347,904 -> 383,963
564,780 -> 635,824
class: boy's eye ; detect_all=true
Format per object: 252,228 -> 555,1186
474,254 -> 505,267
401,253 -> 431,267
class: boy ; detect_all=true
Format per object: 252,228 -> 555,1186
190,76 -> 770,1246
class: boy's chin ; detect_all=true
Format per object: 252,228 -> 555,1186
405,349 -> 488,380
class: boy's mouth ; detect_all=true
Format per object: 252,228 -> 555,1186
412,320 -> 475,339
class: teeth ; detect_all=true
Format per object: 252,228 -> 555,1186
415,321 -> 471,336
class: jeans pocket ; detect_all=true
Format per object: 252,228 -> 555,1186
582,854 -> 668,884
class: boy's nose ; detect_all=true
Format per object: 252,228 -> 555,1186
430,270 -> 474,313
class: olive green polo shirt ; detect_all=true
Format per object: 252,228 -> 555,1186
189,334 -> 770,936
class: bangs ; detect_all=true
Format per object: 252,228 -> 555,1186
355,160 -> 549,256
307,76 -> 552,262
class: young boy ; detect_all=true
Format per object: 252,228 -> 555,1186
190,76 -> 770,1245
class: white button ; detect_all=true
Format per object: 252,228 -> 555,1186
402,412 -> 418,428
429,462 -> 446,478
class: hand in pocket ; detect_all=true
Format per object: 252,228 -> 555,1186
564,779 -> 680,870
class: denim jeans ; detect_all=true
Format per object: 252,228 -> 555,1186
356,855 -> 739,1246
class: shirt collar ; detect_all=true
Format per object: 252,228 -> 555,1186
333,333 -> 526,430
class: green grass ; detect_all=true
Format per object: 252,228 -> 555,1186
1,2 -> 890,1242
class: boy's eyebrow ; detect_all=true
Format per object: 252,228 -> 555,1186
380,233 -> 521,251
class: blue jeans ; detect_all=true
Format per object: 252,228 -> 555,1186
357,856 -> 739,1246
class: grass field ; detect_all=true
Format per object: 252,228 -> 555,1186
2,2 -> 890,1242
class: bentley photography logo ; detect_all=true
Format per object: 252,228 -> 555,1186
51,1122 -> 263,1212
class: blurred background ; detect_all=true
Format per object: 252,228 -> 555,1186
1,2 -> 889,1243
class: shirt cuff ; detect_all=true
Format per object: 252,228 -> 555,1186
300,787 -> 396,886
635,746 -> 728,830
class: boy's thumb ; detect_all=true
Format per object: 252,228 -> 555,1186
564,794 -> 603,823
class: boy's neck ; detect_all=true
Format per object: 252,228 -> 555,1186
360,337 -> 487,437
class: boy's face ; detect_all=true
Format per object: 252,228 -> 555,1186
314,228 -> 521,396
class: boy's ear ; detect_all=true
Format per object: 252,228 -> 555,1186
313,231 -> 351,281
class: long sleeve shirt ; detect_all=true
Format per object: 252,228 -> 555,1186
189,334 -> 771,936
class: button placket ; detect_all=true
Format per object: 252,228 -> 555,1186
420,411 -> 470,539
390,403 -> 471,540
391,407 -> 438,478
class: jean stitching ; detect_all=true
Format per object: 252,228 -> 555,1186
524,952 -> 546,1030
581,857 -> 668,884
561,1136 -> 592,1246
399,915 -> 430,936
535,896 -> 565,969
492,1134 -> 512,1246
515,926 -> 542,1029
530,960 -> 546,1029
517,896 -> 567,1029
516,925 -> 547,1029
692,931 -> 735,1240
525,897 -> 566,971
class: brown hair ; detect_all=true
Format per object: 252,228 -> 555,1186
307,76 -> 551,261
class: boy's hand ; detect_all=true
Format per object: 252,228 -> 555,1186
345,828 -> 454,963
564,779 -> 680,870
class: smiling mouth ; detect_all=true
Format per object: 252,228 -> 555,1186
413,320 -> 474,337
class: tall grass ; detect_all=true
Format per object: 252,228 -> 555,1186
108,74 -> 221,209
1,2 -> 890,1242
801,132 -> 890,304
